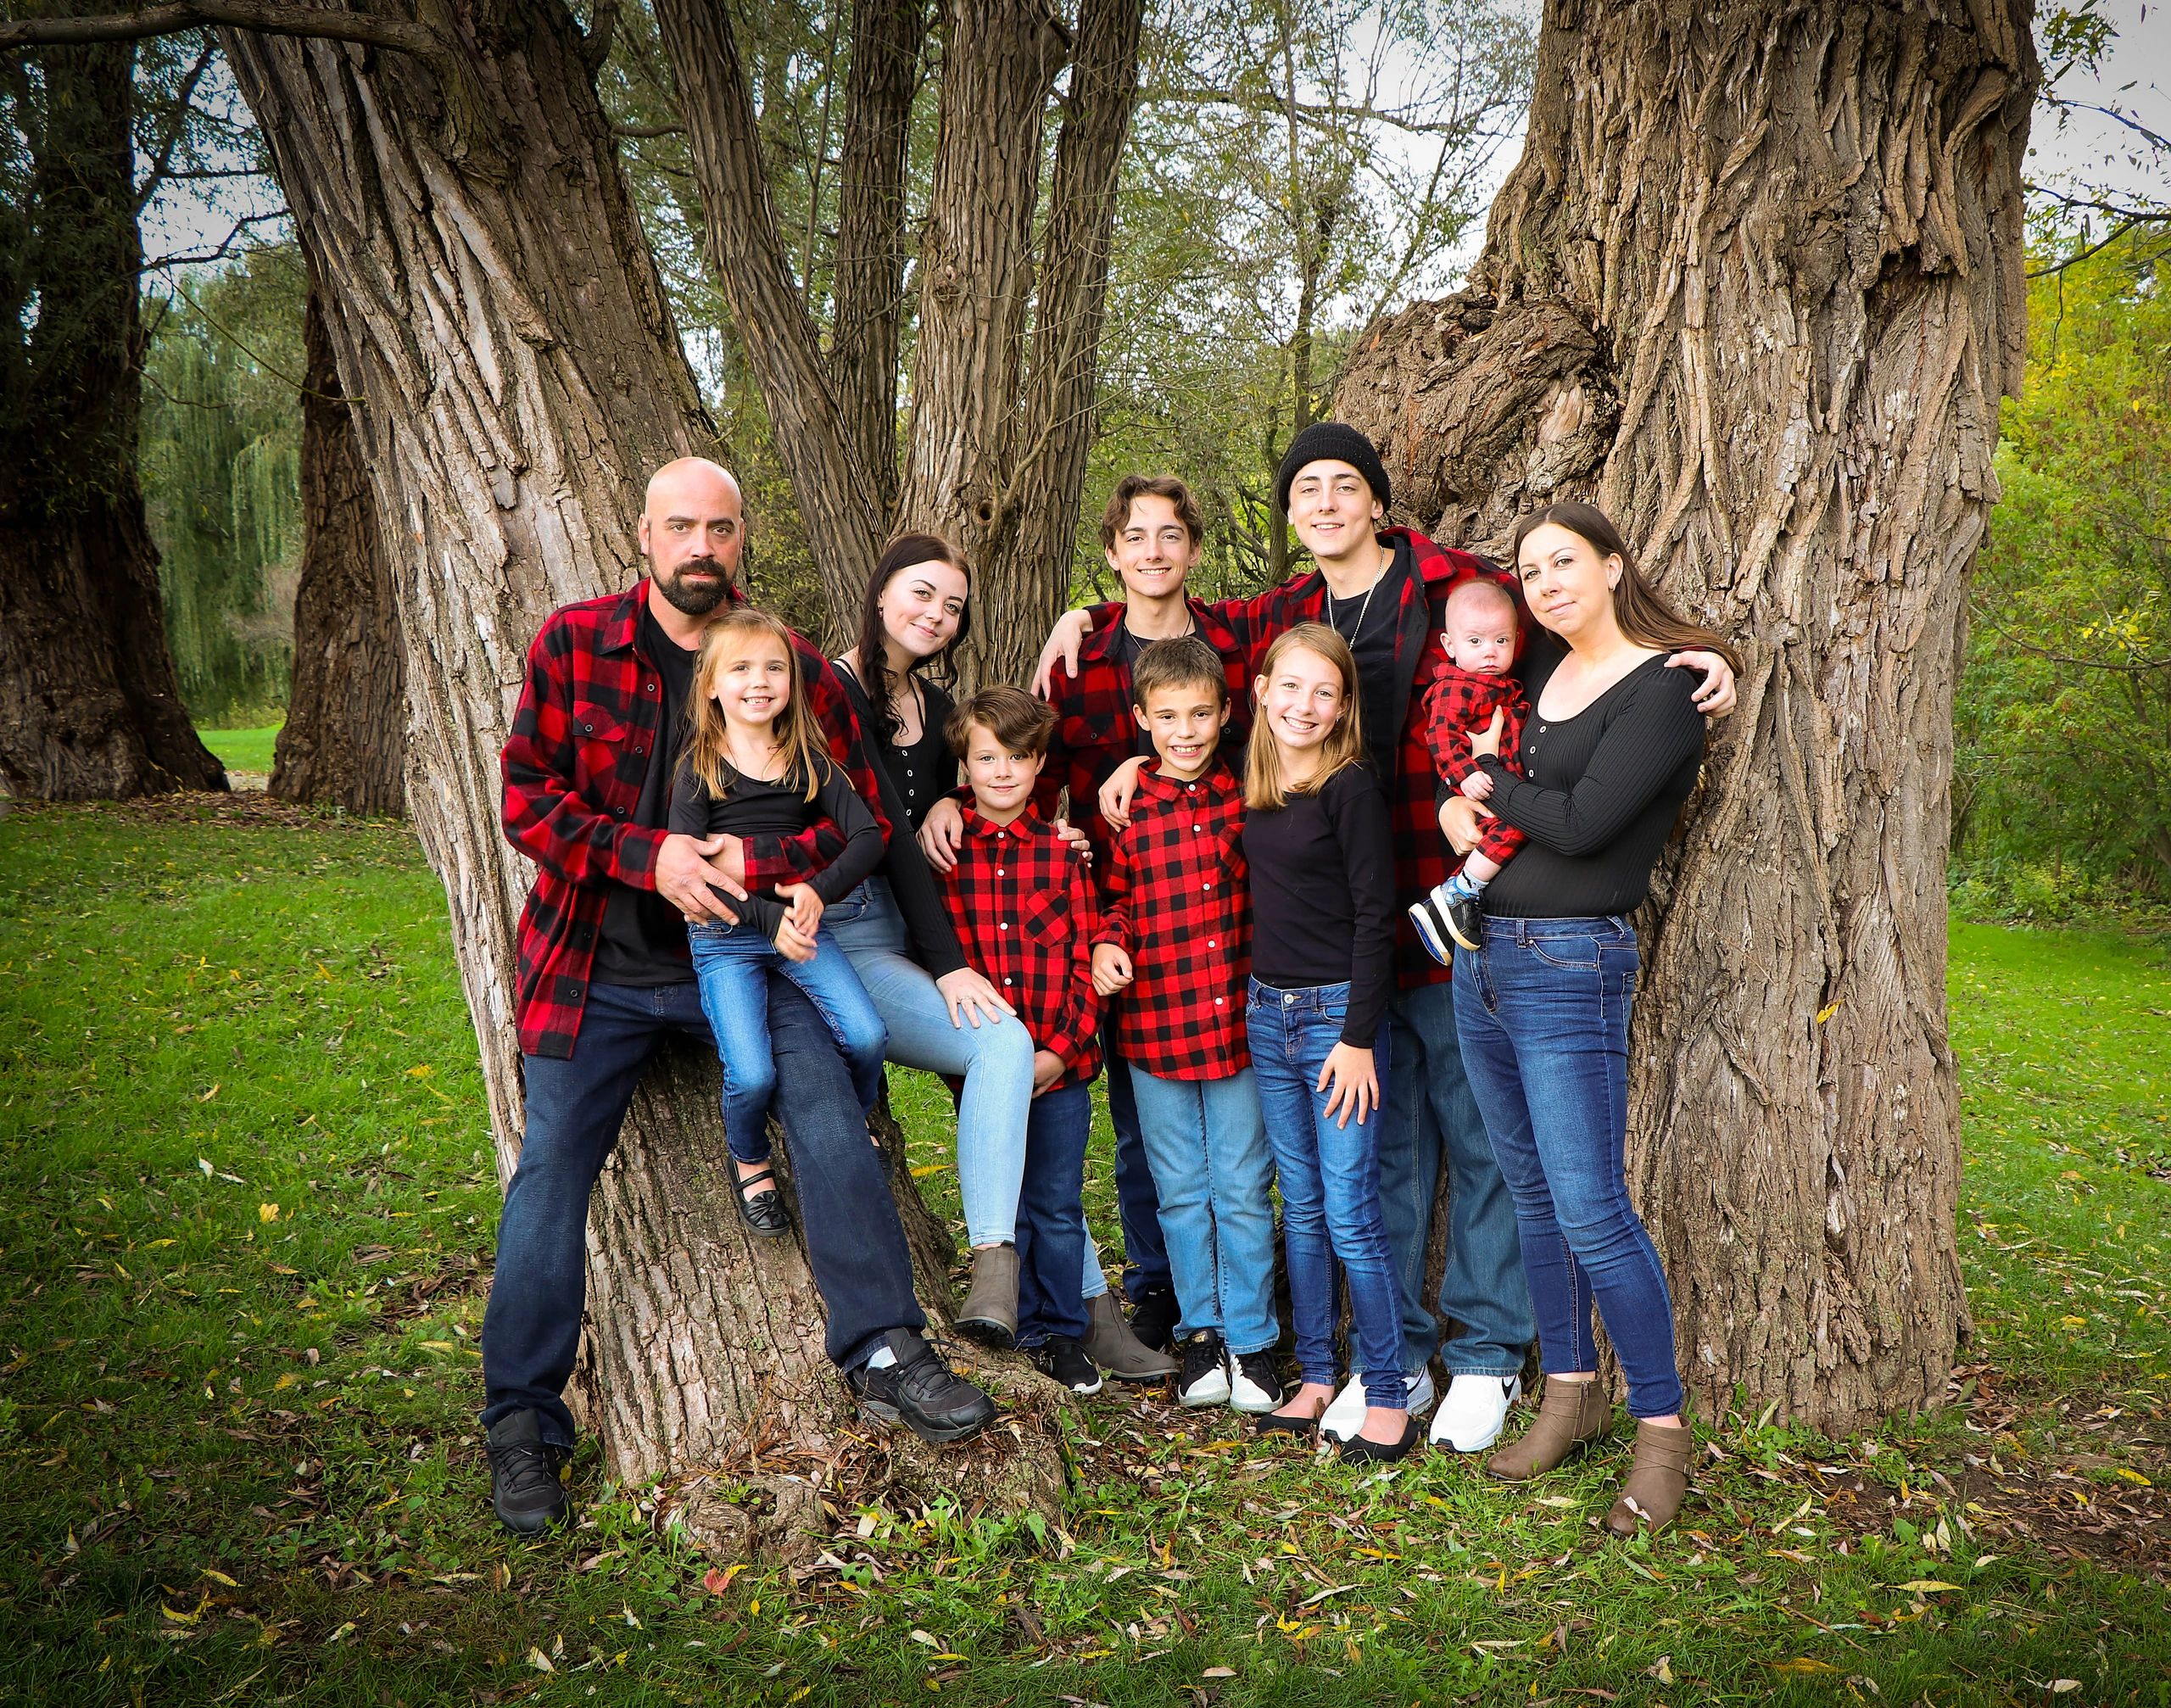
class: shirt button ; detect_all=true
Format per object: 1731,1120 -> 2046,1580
906,769 -> 913,778
1207,939 -> 1216,948
999,921 -> 1008,930
1214,996 -> 1224,1006
1003,977 -> 1013,986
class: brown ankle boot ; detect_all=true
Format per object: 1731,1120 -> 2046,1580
1605,1420 -> 1695,1534
1484,1376 -> 1610,1481
955,1245 -> 1019,1348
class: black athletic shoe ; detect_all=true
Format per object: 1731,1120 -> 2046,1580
486,1409 -> 570,1534
1409,885 -> 1484,962
1443,890 -> 1484,952
1126,1283 -> 1180,1354
847,1330 -> 997,1444
1176,1329 -> 1231,1407
1030,1334 -> 1104,1396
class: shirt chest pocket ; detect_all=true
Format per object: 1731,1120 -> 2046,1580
1061,709 -> 1121,759
571,701 -> 645,779
1019,885 -> 1073,947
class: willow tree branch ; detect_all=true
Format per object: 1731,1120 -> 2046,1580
0,2 -> 452,71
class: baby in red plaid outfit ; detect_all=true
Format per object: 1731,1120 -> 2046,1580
935,686 -> 1108,1397
1409,578 -> 1530,961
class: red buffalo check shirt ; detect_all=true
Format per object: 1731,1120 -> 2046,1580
1085,528 -> 1520,990
500,580 -> 885,1058
936,805 -> 1103,1090
1034,596 -> 1253,876
1422,663 -> 1529,870
1094,756 -> 1250,1080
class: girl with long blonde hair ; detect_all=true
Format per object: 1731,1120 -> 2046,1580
1239,624 -> 1415,1461
667,608 -> 890,1238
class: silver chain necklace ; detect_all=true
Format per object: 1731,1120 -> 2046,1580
1328,549 -> 1392,642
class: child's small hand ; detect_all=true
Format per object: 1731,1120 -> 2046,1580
773,916 -> 818,963
1030,1049 -> 1066,1096
1459,769 -> 1493,801
1315,1043 -> 1377,1129
778,881 -> 823,938
1091,943 -> 1133,996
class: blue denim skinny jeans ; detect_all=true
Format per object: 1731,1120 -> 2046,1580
826,878 -> 1107,1296
1128,1065 -> 1278,1355
1246,980 -> 1404,1409
687,916 -> 887,1163
1453,916 -> 1684,1419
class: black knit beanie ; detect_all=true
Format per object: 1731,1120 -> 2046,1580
1275,421 -> 1391,516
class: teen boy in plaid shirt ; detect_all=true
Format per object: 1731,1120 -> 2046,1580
921,475 -> 1250,1355
935,687 -> 1108,1395
1090,637 -> 1281,1415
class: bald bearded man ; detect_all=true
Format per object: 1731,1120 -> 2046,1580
481,460 -> 995,1533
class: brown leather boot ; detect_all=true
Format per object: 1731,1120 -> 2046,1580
1484,1376 -> 1610,1481
1605,1420 -> 1695,1534
1080,1290 -> 1178,1381
955,1245 -> 1019,1348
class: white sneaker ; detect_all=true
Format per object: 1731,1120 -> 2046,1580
1429,1372 -> 1523,1451
1176,1331 -> 1231,1406
1226,1350 -> 1282,1414
1320,1368 -> 1437,1442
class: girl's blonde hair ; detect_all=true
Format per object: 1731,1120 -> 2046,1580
1244,622 -> 1366,811
684,608 -> 827,803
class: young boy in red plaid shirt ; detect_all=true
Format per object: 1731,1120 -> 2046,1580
1090,638 -> 1282,1415
936,687 -> 1108,1395
1408,578 -> 1531,960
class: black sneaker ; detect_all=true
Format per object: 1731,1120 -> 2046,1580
1229,1349 -> 1283,1414
1126,1282 -> 1180,1354
1408,894 -> 1455,965
486,1409 -> 570,1534
1176,1329 -> 1231,1406
847,1330 -> 996,1444
1029,1334 -> 1104,1396
1443,890 -> 1484,952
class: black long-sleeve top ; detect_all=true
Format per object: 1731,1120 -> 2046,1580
1242,762 -> 1397,1047
1476,640 -> 1707,918
829,662 -> 970,980
667,753 -> 885,942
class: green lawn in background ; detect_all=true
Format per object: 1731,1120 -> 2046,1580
1,799 -> 2164,1705
197,722 -> 284,776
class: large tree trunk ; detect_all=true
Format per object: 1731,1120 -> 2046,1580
0,36 -> 224,801
220,2 -> 1055,1517
1337,0 -> 2034,1430
269,283 -> 405,815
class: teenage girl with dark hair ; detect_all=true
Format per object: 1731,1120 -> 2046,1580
1446,500 -> 1740,1533
824,536 -> 1166,1378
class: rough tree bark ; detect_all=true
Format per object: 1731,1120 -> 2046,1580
1337,0 -> 2035,1429
0,34 -> 225,801
269,282 -> 406,815
216,1 -> 1060,1525
653,0 -> 1144,685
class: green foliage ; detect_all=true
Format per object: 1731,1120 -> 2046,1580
2,803 -> 2166,1703
141,247 -> 308,724
197,722 -> 285,777
1957,226 -> 2171,900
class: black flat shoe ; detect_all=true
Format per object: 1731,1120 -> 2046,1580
732,1164 -> 792,1238
1337,1416 -> 1424,1465
1253,1409 -> 1320,1441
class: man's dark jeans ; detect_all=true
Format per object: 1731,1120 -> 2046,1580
479,978 -> 925,1447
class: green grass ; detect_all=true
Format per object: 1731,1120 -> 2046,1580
2,800 -> 2166,1705
197,722 -> 284,775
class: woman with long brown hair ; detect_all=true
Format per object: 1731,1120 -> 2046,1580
1448,500 -> 1739,1533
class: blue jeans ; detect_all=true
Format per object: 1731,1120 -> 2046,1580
480,980 -> 926,1445
1454,917 -> 1683,1419
1129,1066 -> 1278,1354
828,878 -> 1105,1294
1104,1041 -> 1172,1294
1014,1084 -> 1092,1348
1246,980 -> 1404,1409
1376,981 -> 1534,1376
687,917 -> 887,1163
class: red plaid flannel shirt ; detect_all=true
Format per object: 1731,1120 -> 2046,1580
1093,758 -> 1250,1080
935,806 -> 1103,1089
1422,664 -> 1529,869
1087,527 -> 1519,990
1034,597 -> 1253,878
501,580 -> 886,1058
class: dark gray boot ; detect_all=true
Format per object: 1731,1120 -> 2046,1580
1082,1290 -> 1178,1381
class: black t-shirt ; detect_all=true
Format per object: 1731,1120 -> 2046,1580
1320,544 -> 1409,783
667,752 -> 885,941
592,603 -> 699,986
